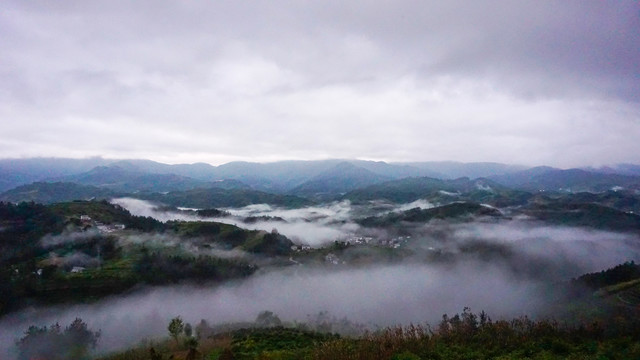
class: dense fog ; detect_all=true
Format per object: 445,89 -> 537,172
1,261 -> 548,357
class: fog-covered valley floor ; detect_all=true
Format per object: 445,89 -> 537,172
2,198 -> 640,358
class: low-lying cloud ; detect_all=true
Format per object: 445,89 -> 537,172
400,221 -> 640,281
113,198 -> 363,246
118,232 -> 252,261
40,228 -> 102,248
0,261 -> 547,358
111,198 -> 202,223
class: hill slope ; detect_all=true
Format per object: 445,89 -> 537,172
342,176 -> 513,204
0,182 -> 117,204
290,162 -> 391,200
62,166 -> 209,192
490,168 -> 640,192
137,187 -> 312,208
359,202 -> 502,226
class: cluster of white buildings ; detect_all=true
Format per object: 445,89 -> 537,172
79,214 -> 126,233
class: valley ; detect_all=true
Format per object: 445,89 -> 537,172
2,159 -> 640,358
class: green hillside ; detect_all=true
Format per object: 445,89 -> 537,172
138,187 -> 312,208
0,182 -> 117,204
524,202 -> 640,231
290,162 -> 391,201
0,200 -> 295,315
359,202 -> 502,227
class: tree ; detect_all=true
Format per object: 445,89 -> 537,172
149,347 -> 163,360
168,316 -> 184,345
184,322 -> 193,337
255,310 -> 282,327
65,318 -> 101,359
184,336 -> 199,360
16,318 -> 100,360
195,319 -> 210,340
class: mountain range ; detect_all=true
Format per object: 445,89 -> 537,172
2,157 -> 640,207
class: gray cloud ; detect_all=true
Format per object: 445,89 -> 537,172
1,1 -> 639,166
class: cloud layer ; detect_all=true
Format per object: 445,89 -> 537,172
0,263 -> 543,358
1,1 -> 639,166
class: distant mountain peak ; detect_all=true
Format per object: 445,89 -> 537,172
312,162 -> 387,181
289,162 -> 391,200
334,161 -> 358,169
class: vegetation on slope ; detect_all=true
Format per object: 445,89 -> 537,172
0,181 -> 117,204
50,200 -> 165,232
138,187 -> 312,208
358,202 -> 501,227
289,162 -> 391,201
573,261 -> 640,290
524,202 -> 640,231
94,306 -> 640,360
344,177 -> 458,203
490,168 -> 640,192
0,200 -> 296,315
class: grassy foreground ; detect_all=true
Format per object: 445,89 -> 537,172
98,309 -> 640,360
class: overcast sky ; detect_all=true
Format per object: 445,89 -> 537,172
1,1 -> 639,167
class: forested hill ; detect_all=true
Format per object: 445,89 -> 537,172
0,200 -> 294,315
